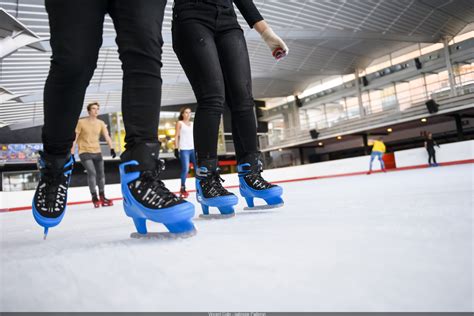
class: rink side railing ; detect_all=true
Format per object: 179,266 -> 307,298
0,140 -> 473,212
259,92 -> 474,152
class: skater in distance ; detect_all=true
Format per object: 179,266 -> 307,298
367,137 -> 386,175
72,102 -> 115,208
424,132 -> 441,167
174,106 -> 197,199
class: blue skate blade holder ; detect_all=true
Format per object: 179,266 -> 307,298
195,177 -> 238,218
119,161 -> 196,235
238,163 -> 284,210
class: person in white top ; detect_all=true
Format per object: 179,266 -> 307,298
174,106 -> 196,198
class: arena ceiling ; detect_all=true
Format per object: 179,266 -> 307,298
1,0 -> 473,128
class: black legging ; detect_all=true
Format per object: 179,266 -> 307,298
42,0 -> 166,155
428,149 -> 437,165
172,0 -> 258,162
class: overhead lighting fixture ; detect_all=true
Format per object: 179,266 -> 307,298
278,148 -> 283,152
318,142 -> 324,146
337,136 -> 342,140
387,128 -> 393,133
421,118 -> 427,123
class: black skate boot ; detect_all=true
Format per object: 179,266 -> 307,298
119,143 -> 195,238
195,158 -> 238,219
32,151 -> 74,239
238,152 -> 283,210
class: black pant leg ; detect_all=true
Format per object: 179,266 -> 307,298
108,0 -> 167,150
172,12 -> 226,161
42,0 -> 107,155
216,27 -> 258,161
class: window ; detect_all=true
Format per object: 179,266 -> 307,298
408,77 -> 427,104
395,82 -> 411,111
346,96 -> 361,119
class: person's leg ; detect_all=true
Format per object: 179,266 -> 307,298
91,153 -> 113,206
111,1 -> 194,234
108,0 -> 166,149
428,150 -> 433,165
180,150 -> 191,187
172,21 -> 225,161
80,154 -> 98,195
92,154 -> 105,195
34,0 -> 106,236
378,153 -> 385,170
217,28 -> 257,160
369,153 -> 376,170
172,3 -> 239,216
42,0 -> 106,155
190,150 -> 197,171
432,150 -> 438,165
213,12 -> 282,209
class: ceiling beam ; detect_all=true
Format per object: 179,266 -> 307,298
38,28 -> 440,53
243,29 -> 440,43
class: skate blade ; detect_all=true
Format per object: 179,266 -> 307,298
197,213 -> 235,220
130,229 -> 197,240
243,203 -> 284,211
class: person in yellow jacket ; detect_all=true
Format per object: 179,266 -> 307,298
368,137 -> 386,174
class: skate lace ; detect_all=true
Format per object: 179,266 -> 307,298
138,168 -> 179,207
245,170 -> 273,190
143,170 -> 175,196
39,170 -> 68,211
202,172 -> 229,196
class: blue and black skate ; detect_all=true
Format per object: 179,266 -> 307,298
238,152 -> 283,210
32,151 -> 74,239
196,159 -> 238,219
120,143 -> 196,239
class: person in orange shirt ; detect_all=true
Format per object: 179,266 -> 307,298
367,137 -> 386,175
73,102 -> 116,208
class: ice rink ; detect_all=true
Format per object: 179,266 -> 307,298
1,163 -> 472,312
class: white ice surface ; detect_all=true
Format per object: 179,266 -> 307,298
1,164 -> 472,312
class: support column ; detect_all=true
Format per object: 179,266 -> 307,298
299,147 -> 305,165
116,113 -> 124,153
454,114 -> 464,141
443,37 -> 458,97
362,133 -> 369,155
354,70 -> 365,117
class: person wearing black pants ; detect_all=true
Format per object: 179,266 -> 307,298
172,0 -> 288,215
425,132 -> 440,167
33,0 -> 195,238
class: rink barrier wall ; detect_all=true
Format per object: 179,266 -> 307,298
1,140 -> 472,212
394,139 -> 473,167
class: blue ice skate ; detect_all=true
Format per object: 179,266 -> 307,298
120,143 -> 196,238
238,153 -> 284,210
195,161 -> 238,219
32,151 -> 74,239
